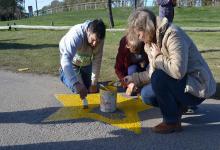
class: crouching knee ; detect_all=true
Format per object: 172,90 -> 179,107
141,84 -> 158,106
151,69 -> 169,92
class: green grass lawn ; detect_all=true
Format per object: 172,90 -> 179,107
0,30 -> 219,79
0,7 -> 220,97
0,8 -> 134,28
0,6 -> 220,27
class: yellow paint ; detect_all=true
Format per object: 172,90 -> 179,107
44,93 -> 152,134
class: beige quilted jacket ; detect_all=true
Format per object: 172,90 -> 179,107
131,17 -> 216,98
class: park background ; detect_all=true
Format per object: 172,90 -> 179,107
0,0 -> 220,98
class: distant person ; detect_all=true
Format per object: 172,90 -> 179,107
156,0 -> 176,22
125,8 -> 216,134
59,19 -> 106,100
115,34 -> 149,95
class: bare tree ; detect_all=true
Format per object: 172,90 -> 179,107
0,0 -> 24,20
134,0 -> 137,9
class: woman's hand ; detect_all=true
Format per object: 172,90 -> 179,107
151,43 -> 162,58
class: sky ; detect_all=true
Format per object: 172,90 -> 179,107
25,0 -> 63,12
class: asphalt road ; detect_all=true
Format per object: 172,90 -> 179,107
0,70 -> 220,150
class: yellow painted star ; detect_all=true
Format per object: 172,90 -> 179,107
43,93 -> 152,134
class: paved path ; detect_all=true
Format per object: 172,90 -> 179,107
0,70 -> 220,150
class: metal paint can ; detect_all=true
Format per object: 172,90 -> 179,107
100,85 -> 117,112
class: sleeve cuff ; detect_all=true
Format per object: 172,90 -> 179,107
153,54 -> 163,69
131,72 -> 141,86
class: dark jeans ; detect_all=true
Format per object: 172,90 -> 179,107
128,64 -> 146,75
60,64 -> 92,93
151,69 -> 205,123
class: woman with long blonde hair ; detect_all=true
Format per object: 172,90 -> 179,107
125,8 -> 216,134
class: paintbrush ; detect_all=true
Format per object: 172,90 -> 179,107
82,98 -> 88,109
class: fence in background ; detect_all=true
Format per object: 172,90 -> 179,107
34,0 -> 220,16
38,1 -> 109,16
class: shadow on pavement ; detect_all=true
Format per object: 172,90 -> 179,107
1,123 -> 220,150
0,103 -> 219,125
0,107 -> 59,124
0,102 -> 157,125
0,103 -> 220,149
182,103 -> 220,124
0,107 -> 97,124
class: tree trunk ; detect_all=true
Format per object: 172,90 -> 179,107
107,0 -> 114,28
134,0 -> 137,9
35,0 -> 38,16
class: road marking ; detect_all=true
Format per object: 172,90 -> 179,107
44,94 -> 152,134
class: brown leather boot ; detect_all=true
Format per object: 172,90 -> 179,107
152,122 -> 182,134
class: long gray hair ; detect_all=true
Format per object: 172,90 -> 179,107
128,8 -> 156,44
